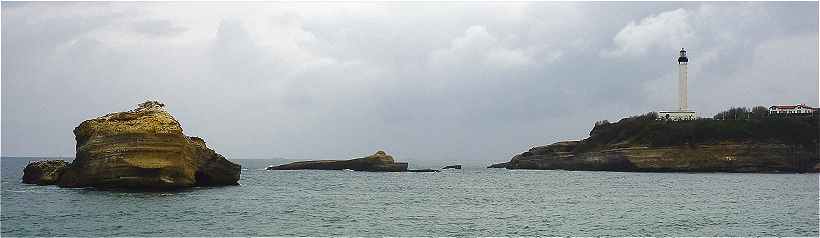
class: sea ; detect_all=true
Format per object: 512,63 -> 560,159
1,157 -> 818,237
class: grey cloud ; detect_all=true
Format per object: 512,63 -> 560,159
2,2 -> 817,165
131,19 -> 187,37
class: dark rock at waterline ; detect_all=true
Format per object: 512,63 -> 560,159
22,160 -> 69,185
408,169 -> 440,172
487,162 -> 509,168
23,101 -> 241,189
267,151 -> 418,172
189,136 -> 242,186
441,165 -> 462,170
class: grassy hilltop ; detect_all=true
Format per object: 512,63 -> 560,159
578,108 -> 818,153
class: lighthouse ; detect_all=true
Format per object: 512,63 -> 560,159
658,48 -> 696,120
678,48 -> 688,111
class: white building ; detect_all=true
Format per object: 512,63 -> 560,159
658,48 -> 697,121
658,110 -> 696,120
769,104 -> 817,114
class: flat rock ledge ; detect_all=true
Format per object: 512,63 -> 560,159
442,165 -> 462,170
267,151 -> 437,172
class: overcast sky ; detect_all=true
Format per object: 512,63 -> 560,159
2,2 -> 817,165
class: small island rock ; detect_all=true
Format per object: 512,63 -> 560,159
441,165 -> 462,170
31,101 -> 241,189
267,151 -> 412,172
407,169 -> 440,172
22,160 -> 69,185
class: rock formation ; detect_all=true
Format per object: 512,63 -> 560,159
407,169 -> 440,172
441,165 -> 462,170
499,142 -> 817,172
22,101 -> 241,188
491,113 -> 820,173
22,160 -> 69,185
267,151 -> 434,172
487,162 -> 510,168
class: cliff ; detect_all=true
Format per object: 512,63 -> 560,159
491,112 -> 819,172
23,101 -> 241,188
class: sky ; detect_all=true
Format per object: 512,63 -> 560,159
2,2 -> 818,165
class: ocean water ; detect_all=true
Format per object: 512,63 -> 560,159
1,157 -> 818,236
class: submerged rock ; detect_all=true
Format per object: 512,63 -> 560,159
267,151 -> 412,172
46,101 -> 240,189
22,160 -> 69,185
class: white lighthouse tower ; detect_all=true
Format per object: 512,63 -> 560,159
678,48 -> 688,111
658,48 -> 696,120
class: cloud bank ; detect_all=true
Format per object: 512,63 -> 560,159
2,2 -> 817,165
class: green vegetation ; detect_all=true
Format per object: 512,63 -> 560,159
575,107 -> 819,153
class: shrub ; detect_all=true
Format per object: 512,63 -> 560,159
713,107 -> 749,120
751,106 -> 769,119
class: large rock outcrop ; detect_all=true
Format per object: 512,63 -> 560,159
267,151 -> 411,172
492,113 -> 819,172
23,101 -> 241,188
500,142 -> 817,172
22,160 -> 69,185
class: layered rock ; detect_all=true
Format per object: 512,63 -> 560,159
492,114 -> 819,173
23,101 -> 241,189
500,142 -> 817,172
22,160 -> 69,185
188,137 -> 241,186
267,151 -> 413,172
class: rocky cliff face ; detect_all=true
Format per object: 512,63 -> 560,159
188,136 -> 241,186
23,101 -> 240,188
267,151 -> 410,172
491,114 -> 819,172
498,142 -> 817,172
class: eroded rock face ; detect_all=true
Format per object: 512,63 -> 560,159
267,151 -> 410,172
189,136 -> 241,186
53,101 -> 240,188
22,160 -> 69,185
497,142 -> 818,172
492,114 -> 819,172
